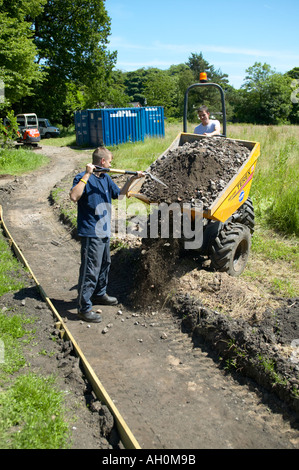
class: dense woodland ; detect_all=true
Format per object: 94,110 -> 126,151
0,0 -> 298,127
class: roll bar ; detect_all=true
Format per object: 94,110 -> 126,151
183,82 -> 227,137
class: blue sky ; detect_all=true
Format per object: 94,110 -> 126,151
105,0 -> 299,89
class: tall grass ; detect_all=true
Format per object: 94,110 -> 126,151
0,147 -> 49,175
227,124 -> 299,236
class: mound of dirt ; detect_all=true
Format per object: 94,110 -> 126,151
140,138 -> 250,209
130,237 -> 183,308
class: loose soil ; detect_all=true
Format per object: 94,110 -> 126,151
0,143 -> 298,449
140,138 -> 250,208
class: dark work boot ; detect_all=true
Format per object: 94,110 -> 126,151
78,310 -> 102,323
92,293 -> 118,306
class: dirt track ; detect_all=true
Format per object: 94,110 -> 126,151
0,145 -> 298,449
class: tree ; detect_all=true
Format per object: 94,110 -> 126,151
103,70 -> 130,108
233,62 -> 292,124
33,0 -> 116,83
0,0 -> 46,111
0,109 -> 19,146
124,69 -> 148,105
186,52 -> 229,87
20,0 -> 116,124
143,69 -> 177,113
243,62 -> 274,91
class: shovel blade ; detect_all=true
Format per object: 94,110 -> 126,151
146,172 -> 168,188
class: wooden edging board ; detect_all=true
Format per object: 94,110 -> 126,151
0,205 -> 141,450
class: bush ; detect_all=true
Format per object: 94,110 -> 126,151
0,111 -> 20,148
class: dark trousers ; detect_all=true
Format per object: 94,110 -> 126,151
77,236 -> 111,313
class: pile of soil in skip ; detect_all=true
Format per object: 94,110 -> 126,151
132,137 -> 251,307
140,138 -> 251,209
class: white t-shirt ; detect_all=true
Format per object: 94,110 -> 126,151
194,120 -> 220,135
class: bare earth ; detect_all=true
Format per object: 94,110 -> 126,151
0,144 -> 298,449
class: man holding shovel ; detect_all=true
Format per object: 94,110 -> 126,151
70,146 -> 144,323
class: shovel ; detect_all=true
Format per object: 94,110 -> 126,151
93,166 -> 168,188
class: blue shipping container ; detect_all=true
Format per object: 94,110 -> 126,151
102,108 -> 144,146
88,110 -> 103,147
142,107 -> 165,137
74,107 -> 164,147
74,110 -> 89,146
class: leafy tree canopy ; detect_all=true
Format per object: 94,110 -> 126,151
19,0 -> 117,123
233,62 -> 293,124
33,0 -> 116,85
0,0 -> 46,109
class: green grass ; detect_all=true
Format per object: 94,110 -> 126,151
0,147 -> 49,175
0,231 -> 27,295
0,230 -> 71,449
40,126 -> 77,147
244,225 -> 298,297
227,124 -> 299,236
0,310 -> 34,378
251,228 -> 299,269
0,373 -> 70,449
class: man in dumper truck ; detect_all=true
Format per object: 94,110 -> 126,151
194,105 -> 221,137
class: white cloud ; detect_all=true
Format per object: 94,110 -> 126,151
116,60 -> 175,69
109,37 -> 299,61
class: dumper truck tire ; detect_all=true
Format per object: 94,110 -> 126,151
209,222 -> 251,277
234,197 -> 255,234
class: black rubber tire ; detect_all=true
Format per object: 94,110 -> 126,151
234,197 -> 255,234
209,222 -> 251,276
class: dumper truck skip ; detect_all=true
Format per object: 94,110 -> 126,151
129,74 -> 259,277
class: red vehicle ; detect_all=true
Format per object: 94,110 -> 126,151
16,113 -> 41,147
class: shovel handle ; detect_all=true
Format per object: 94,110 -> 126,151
93,166 -> 137,175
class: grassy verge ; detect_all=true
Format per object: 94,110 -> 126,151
0,147 -> 49,175
40,126 -> 77,147
0,234 -> 27,296
227,124 -> 299,236
0,229 -> 70,449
